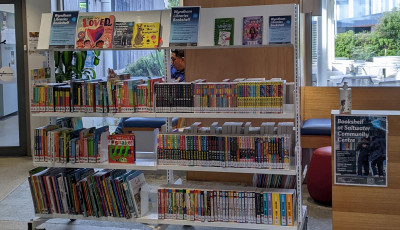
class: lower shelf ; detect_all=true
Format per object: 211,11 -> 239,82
35,206 -> 307,230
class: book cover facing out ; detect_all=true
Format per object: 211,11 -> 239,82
49,11 -> 79,46
113,22 -> 134,48
243,16 -> 263,45
170,7 -> 200,46
214,18 -> 234,46
132,22 -> 160,48
268,16 -> 291,44
108,134 -> 136,164
76,15 -> 115,49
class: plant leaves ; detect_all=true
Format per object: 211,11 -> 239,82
75,51 -> 87,72
93,56 -> 100,66
62,51 -> 73,67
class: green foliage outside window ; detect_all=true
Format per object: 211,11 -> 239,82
125,50 -> 165,77
335,8 -> 400,61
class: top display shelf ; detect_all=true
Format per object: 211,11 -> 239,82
38,4 -> 296,50
48,43 -> 294,52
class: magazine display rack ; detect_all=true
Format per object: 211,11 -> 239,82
29,4 -> 306,230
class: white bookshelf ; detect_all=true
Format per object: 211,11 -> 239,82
32,160 -> 296,175
31,3 -> 306,230
32,158 -> 158,171
31,111 -> 295,119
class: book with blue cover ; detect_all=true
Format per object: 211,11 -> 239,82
269,16 -> 291,44
49,11 -> 79,46
169,7 -> 200,46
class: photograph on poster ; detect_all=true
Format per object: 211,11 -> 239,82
334,115 -> 387,187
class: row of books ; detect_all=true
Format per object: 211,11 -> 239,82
34,124 -> 137,164
34,125 -> 110,163
157,134 -> 291,169
155,80 -> 285,113
158,183 -> 296,226
31,77 -> 162,113
28,167 -> 147,219
253,174 -> 296,189
52,8 -> 287,49
31,78 -> 286,114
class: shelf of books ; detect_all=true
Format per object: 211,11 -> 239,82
35,207 -> 307,230
30,3 -> 306,230
35,207 -> 306,230
31,111 -> 295,119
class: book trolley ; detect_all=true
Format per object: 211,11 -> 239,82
29,4 -> 307,230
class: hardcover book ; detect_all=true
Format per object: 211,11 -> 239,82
214,18 -> 234,46
113,22 -> 134,48
242,16 -> 263,45
76,15 -> 115,49
108,134 -> 136,164
132,22 -> 160,48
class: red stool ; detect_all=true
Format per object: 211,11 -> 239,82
307,146 -> 332,203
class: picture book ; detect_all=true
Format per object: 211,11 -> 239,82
113,22 -> 134,48
49,11 -> 79,46
269,16 -> 291,44
132,22 -> 160,48
76,15 -> 115,49
108,134 -> 136,164
243,16 -> 263,45
214,18 -> 234,46
170,7 -> 200,46
127,172 -> 146,217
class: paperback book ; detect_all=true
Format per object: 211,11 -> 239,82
268,16 -> 291,44
76,15 -> 115,49
113,22 -> 134,48
132,22 -> 160,48
169,7 -> 200,46
49,11 -> 79,46
214,18 -> 234,46
243,16 -> 263,45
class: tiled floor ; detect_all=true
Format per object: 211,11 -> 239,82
0,114 -> 19,147
0,157 -> 332,230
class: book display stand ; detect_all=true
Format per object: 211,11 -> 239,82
29,4 -> 307,230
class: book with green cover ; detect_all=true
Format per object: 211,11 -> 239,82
214,18 -> 234,46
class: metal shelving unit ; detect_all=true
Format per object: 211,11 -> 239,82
30,4 -> 306,230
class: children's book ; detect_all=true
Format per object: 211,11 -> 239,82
132,22 -> 160,48
113,22 -> 134,48
169,7 -> 200,46
214,18 -> 234,46
76,15 -> 115,49
242,16 -> 263,45
108,134 -> 136,164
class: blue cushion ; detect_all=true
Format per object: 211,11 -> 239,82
301,118 -> 331,135
123,117 -> 179,128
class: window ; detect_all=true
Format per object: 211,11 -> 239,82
56,0 -> 178,133
314,0 -> 400,86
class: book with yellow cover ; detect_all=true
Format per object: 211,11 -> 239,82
272,192 -> 281,225
132,22 -> 160,48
